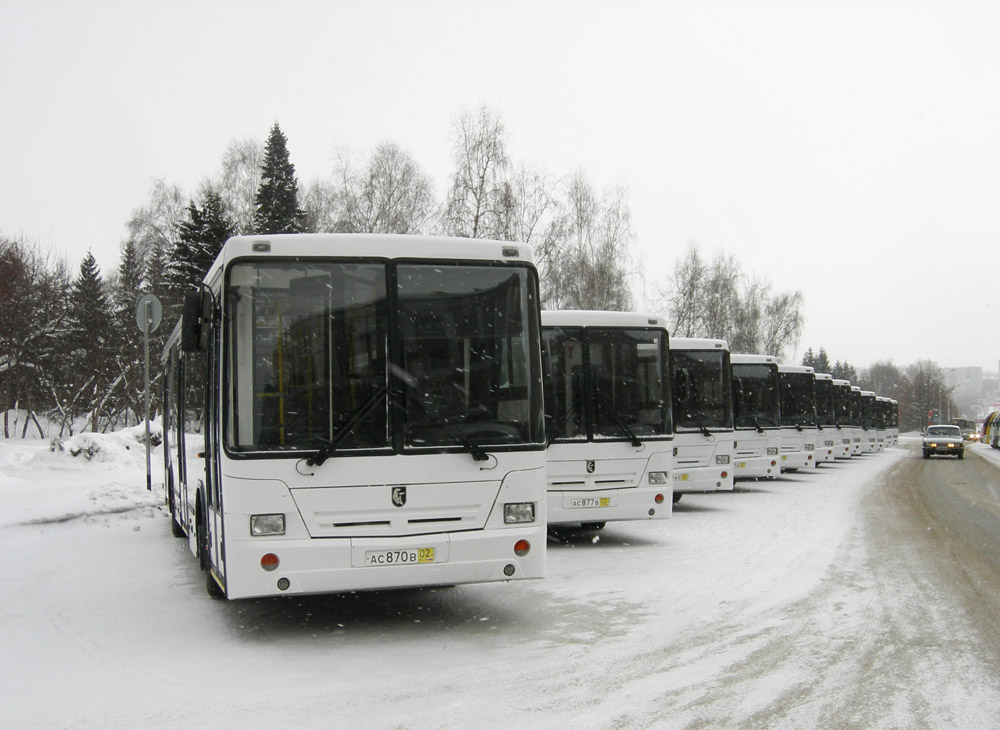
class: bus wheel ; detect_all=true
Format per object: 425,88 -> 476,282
580,522 -> 606,531
196,497 -> 209,572
206,573 -> 225,599
672,493 -> 682,504
168,486 -> 186,538
170,511 -> 186,538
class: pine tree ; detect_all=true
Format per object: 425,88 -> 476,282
109,241 -> 145,425
63,252 -> 114,432
253,123 -> 306,234
814,347 -> 832,374
802,347 -> 816,368
169,190 -> 235,295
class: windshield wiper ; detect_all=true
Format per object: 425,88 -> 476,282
547,406 -> 577,444
685,411 -> 713,438
752,418 -> 765,434
402,387 -> 489,462
595,399 -> 642,447
307,385 -> 388,467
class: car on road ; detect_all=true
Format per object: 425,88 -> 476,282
923,424 -> 965,459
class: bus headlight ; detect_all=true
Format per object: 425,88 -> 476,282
648,471 -> 669,484
504,502 -> 535,524
804,443 -> 815,451
250,514 -> 285,536
716,455 -> 730,465
767,447 -> 779,455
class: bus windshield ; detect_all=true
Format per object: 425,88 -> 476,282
542,326 -> 670,441
780,372 -> 815,427
225,260 -> 543,454
815,379 -> 835,426
833,384 -> 852,426
732,364 -> 780,429
671,350 -> 733,431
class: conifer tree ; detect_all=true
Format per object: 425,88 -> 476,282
253,123 -> 306,234
108,241 -> 145,425
62,252 -> 113,432
169,190 -> 235,295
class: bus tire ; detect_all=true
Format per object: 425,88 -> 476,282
206,572 -> 225,599
170,510 -> 186,538
167,479 -> 186,538
196,495 -> 210,572
672,492 -> 682,504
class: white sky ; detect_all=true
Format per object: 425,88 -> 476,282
3,0 -> 999,371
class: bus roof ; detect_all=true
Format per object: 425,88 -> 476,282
671,336 -> 729,351
541,310 -> 666,329
730,353 -> 779,365
205,234 -> 535,283
777,363 -> 815,374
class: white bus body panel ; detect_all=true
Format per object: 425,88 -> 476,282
545,441 -> 672,525
215,451 -> 545,600
733,431 -> 781,479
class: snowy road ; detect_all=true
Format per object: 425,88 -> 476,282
3,435 -> 1000,728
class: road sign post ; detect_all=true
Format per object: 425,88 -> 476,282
135,294 -> 162,491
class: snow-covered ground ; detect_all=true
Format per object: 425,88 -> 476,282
2,431 -> 999,729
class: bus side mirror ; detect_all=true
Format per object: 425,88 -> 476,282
181,288 -> 212,353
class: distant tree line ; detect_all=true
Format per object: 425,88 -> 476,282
801,348 -> 954,432
3,106 -> 810,437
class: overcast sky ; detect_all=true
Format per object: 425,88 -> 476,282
3,0 -> 999,372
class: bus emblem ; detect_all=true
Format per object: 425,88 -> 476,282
391,486 -> 407,507
586,460 -> 596,473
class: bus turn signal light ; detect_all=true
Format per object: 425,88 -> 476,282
514,540 -> 531,557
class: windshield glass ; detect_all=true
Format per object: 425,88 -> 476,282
861,396 -> 875,429
780,372 -> 815,427
833,384 -> 852,425
731,364 -> 780,428
670,349 -> 733,430
543,326 -> 670,441
225,260 -> 543,453
397,263 -> 543,450
815,379 -> 835,426
927,426 -> 960,437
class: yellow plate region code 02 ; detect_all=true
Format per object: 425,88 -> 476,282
364,547 -> 436,567
568,496 -> 611,509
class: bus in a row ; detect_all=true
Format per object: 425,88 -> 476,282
161,233 -> 895,600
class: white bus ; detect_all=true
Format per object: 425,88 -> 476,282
540,310 -> 672,529
161,234 -> 547,599
813,373 -> 837,463
860,390 -> 878,453
730,354 -> 782,480
875,396 -> 891,451
888,399 -> 899,446
669,338 -> 735,499
777,363 -> 817,471
831,379 -> 855,459
850,386 -> 864,455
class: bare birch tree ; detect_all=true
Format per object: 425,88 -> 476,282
545,172 -> 634,311
665,243 -> 706,337
442,106 -> 510,239
217,137 -> 263,235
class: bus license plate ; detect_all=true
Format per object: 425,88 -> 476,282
673,473 -> 689,481
568,497 -> 611,509
364,547 -> 436,567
